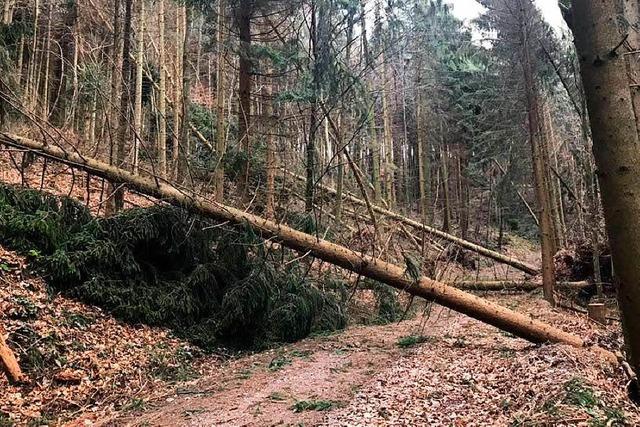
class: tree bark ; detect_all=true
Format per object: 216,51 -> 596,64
416,91 -> 431,223
572,0 -> 640,376
178,5 -> 191,182
214,0 -> 226,200
25,0 -> 39,113
264,71 -> 276,218
518,0 -> 556,304
157,0 -> 167,178
171,5 -> 184,176
441,144 -> 452,233
112,0 -> 134,212
0,132 -> 617,363
132,0 -> 145,174
359,0 -> 380,203
236,0 -> 252,198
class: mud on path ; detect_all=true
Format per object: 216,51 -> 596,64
90,294 -> 639,427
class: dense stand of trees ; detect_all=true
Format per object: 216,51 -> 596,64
1,0 -> 639,376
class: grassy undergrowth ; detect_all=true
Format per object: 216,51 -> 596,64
0,183 -> 350,351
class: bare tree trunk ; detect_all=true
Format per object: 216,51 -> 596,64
2,0 -> 13,24
172,4 -> 184,176
623,0 -> 640,136
25,0 -> 40,113
112,0 -> 134,211
178,6 -> 191,183
157,0 -> 167,178
16,35 -> 24,84
41,1 -> 52,120
105,0 -> 123,215
572,0 -> 640,376
306,0 -> 328,213
214,0 -> 226,200
334,11 -> 355,224
264,71 -> 275,218
133,0 -> 145,174
441,144 -> 452,233
416,91 -> 431,223
381,52 -> 394,208
237,0 -> 252,198
519,0 -> 556,304
542,101 -> 565,249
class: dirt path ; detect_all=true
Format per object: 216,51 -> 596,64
87,295 -> 639,427
96,310 -> 437,427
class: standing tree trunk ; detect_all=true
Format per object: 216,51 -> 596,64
2,0 -> 13,24
572,0 -> 640,377
264,71 -> 276,218
376,0 -> 394,208
112,0 -> 134,211
623,0 -> 640,137
25,0 -> 39,113
40,1 -> 52,120
441,143 -> 451,233
214,0 -> 226,200
334,10 -> 355,224
157,0 -> 167,178
172,5 -> 184,176
237,0 -> 252,198
306,0 -> 327,213
178,6 -> 191,182
359,0 -> 380,203
416,88 -> 431,223
133,0 -> 145,174
518,0 -> 556,305
105,0 -> 123,215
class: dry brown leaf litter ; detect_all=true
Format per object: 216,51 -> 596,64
324,300 -> 637,427
0,246 -> 217,426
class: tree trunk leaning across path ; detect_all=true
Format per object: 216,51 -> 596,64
0,133 -> 616,364
283,170 -> 540,275
572,0 -> 640,377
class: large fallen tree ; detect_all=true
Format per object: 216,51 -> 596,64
282,170 -> 540,275
0,133 -> 615,363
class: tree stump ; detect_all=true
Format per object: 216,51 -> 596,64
587,302 -> 607,324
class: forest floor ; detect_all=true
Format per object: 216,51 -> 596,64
2,242 -> 638,426
1,159 -> 639,426
89,295 -> 636,427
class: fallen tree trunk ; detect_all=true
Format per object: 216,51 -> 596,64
283,169 -> 540,275
0,133 -> 614,362
451,280 -> 589,291
0,324 -> 23,383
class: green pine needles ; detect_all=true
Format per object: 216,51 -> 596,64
0,184 -> 347,351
